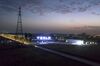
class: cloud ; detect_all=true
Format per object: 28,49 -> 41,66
0,0 -> 100,14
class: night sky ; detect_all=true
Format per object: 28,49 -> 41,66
1,0 -> 100,34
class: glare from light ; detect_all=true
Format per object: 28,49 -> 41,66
42,37 -> 46,39
66,39 -> 84,45
73,40 -> 84,45
45,37 -> 48,40
37,36 -> 40,39
40,37 -> 43,40
48,36 -> 51,40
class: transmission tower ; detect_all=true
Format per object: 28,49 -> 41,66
16,7 -> 23,36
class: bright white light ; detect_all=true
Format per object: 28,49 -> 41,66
40,37 -> 43,40
42,37 -> 46,39
36,36 -> 51,40
37,36 -> 39,39
48,36 -> 51,40
73,40 -> 84,45
66,39 -> 84,45
45,37 -> 48,40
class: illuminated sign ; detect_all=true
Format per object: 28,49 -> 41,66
37,36 -> 51,40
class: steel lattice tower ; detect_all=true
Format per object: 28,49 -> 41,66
16,7 -> 23,35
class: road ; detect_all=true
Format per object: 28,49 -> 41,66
0,36 -> 99,66
35,45 -> 100,66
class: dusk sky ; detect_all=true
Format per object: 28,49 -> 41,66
1,0 -> 100,34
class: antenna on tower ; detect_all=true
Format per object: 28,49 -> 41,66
16,6 -> 23,36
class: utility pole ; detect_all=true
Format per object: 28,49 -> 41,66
16,7 -> 23,36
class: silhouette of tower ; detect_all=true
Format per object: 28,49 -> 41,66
16,7 -> 23,35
